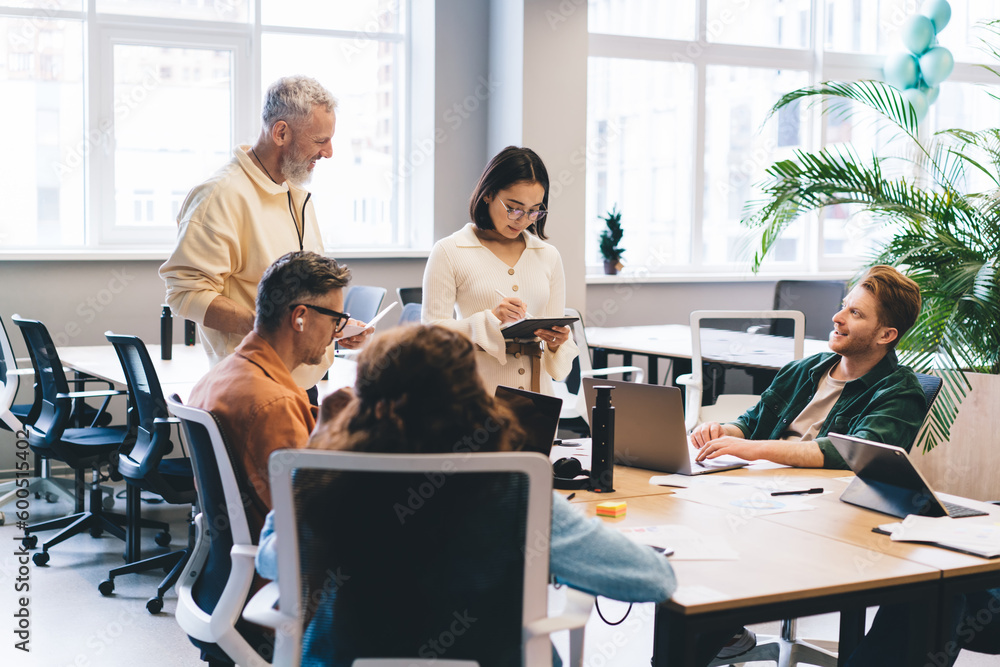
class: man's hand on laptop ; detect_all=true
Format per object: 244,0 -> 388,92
694,435 -> 759,463
690,422 -> 742,450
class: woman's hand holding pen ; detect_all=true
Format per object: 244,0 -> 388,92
535,325 -> 570,352
492,291 -> 527,324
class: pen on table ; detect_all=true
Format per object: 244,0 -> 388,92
771,487 -> 823,496
566,492 -> 576,501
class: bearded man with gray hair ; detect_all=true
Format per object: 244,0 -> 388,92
161,76 -> 366,393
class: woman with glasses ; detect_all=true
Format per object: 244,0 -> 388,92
422,146 -> 578,395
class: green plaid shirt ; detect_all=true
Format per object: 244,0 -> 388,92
731,350 -> 928,469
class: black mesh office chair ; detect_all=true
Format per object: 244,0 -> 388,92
243,450 -> 592,667
13,316 -> 131,565
97,333 -> 197,614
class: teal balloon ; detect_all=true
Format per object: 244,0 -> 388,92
920,84 -> 941,105
902,88 -> 929,120
902,15 -> 935,55
919,46 -> 954,86
884,52 -> 920,90
920,0 -> 952,33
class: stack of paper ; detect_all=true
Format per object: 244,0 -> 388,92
877,515 -> 1000,559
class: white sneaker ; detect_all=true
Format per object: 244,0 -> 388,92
715,627 -> 757,660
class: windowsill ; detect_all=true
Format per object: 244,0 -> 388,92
0,248 -> 433,262
586,269 -> 857,284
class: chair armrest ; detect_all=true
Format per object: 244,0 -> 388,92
675,373 -> 698,387
153,417 -> 181,426
6,368 -> 34,377
56,389 -> 126,400
242,581 -> 292,631
583,366 -> 645,383
523,589 -> 594,638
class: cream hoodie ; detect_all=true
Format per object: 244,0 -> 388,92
159,145 -> 336,388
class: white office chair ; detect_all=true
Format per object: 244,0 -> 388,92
244,449 -> 594,667
168,396 -> 269,666
677,310 -> 805,432
551,308 -> 643,433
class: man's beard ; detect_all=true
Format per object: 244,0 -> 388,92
281,151 -> 314,185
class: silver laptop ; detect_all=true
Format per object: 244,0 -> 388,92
582,378 -> 748,475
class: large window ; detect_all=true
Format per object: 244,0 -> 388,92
586,0 -> 1000,276
1,0 -> 410,251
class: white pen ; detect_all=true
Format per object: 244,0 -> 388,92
494,289 -> 532,319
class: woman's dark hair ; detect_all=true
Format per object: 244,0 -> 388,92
468,146 -> 550,240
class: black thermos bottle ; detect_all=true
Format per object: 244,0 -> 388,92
160,305 -> 173,360
589,385 -> 616,492
184,319 -> 196,346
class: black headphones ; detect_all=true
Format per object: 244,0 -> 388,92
552,457 -> 590,490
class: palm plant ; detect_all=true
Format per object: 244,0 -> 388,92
743,24 -> 1000,452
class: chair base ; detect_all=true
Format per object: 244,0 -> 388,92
0,475 -> 77,508
708,634 -> 838,667
22,509 -> 128,564
100,547 -> 190,614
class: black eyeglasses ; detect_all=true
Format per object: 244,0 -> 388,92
290,303 -> 351,333
498,197 -> 547,222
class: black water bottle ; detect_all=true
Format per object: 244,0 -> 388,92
589,385 -> 616,493
184,319 -> 196,346
160,305 -> 173,360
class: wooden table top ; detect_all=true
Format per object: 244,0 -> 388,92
571,492 -> 939,615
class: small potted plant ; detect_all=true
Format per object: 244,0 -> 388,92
599,205 -> 625,275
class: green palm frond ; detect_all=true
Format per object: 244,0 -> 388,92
743,33 -> 1000,452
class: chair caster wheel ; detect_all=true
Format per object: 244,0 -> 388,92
98,579 -> 115,596
146,597 -> 163,614
103,494 -> 115,510
45,493 -> 58,503
154,531 -> 171,547
33,551 -> 50,566
22,534 -> 38,549
90,526 -> 104,538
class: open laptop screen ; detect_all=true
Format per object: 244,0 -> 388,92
494,385 -> 562,456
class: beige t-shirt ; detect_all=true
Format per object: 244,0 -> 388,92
781,366 -> 847,442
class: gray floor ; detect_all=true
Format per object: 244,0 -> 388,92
2,481 -> 998,667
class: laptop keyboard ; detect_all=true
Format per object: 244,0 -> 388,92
943,500 -> 989,518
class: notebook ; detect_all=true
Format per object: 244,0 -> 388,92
828,432 -> 988,519
494,385 -> 563,456
581,378 -> 748,475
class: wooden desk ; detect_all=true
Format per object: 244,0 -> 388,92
586,324 -> 830,384
572,492 -> 941,665
572,465 -> 1000,664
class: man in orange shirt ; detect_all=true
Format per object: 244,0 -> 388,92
188,250 -> 352,536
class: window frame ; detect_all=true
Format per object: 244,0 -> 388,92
586,0 -> 999,279
1,0 -> 416,254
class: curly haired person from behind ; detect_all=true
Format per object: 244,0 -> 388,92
256,325 -> 676,667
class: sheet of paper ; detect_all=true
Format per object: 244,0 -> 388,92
339,301 -> 398,337
619,524 -> 739,561
883,515 -> 1000,554
670,482 -> 818,516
